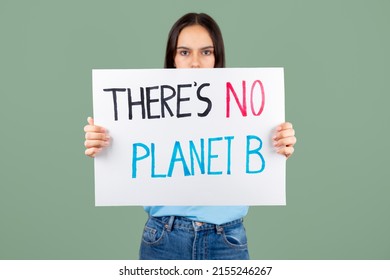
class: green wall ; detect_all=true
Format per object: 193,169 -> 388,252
1,0 -> 389,259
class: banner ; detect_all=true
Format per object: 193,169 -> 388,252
92,68 -> 285,205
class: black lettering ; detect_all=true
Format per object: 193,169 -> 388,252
128,87 -> 146,120
197,83 -> 212,117
177,84 -> 192,118
146,86 -> 160,119
104,82 -> 213,121
119,266 -> 131,275
103,88 -> 126,121
160,85 -> 176,118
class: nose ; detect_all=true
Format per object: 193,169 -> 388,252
191,53 -> 200,68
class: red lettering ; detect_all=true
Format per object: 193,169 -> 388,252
226,80 -> 265,118
226,81 -> 247,118
250,80 -> 265,116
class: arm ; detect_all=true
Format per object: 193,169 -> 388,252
273,122 -> 296,159
84,117 -> 110,158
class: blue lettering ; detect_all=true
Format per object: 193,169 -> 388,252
132,143 -> 150,178
224,136 -> 234,175
189,139 -> 205,175
246,135 -> 265,173
207,137 -> 223,175
151,143 -> 166,178
132,135 -> 236,179
167,141 -> 191,177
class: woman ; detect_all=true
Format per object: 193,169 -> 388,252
84,13 -> 296,260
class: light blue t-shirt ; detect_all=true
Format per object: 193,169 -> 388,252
144,206 -> 249,225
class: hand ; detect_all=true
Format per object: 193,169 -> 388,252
84,117 -> 110,158
273,122 -> 296,159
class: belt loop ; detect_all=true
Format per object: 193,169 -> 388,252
165,216 -> 175,232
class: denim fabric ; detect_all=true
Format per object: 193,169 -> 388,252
144,206 -> 249,225
139,216 -> 250,260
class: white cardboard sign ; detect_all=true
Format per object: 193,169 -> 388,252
92,68 -> 286,206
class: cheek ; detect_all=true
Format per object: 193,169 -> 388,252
205,56 -> 216,68
174,55 -> 186,68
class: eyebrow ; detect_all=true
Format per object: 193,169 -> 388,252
176,46 -> 214,50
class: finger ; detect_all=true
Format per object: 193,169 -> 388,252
85,147 -> 102,158
276,122 -> 293,131
84,124 -> 106,133
84,117 -> 107,133
84,139 -> 110,149
273,136 -> 297,147
277,146 -> 295,158
85,131 -> 110,141
87,117 -> 94,126
273,128 -> 295,141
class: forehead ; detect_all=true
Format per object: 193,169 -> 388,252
177,25 -> 213,47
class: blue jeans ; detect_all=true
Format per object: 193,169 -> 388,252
139,216 -> 250,260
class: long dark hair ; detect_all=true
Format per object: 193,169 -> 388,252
164,13 -> 225,68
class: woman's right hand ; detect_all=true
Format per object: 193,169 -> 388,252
84,117 -> 110,158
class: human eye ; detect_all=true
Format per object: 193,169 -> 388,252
202,49 -> 213,56
179,50 -> 189,56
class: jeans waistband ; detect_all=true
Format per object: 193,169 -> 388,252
149,215 -> 243,232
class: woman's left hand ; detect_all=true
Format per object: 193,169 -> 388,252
273,122 -> 296,159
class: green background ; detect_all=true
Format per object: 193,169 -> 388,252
1,0 -> 389,259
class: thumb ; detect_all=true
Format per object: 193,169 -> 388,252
87,117 -> 94,125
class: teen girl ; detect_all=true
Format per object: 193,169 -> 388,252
84,13 -> 296,260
